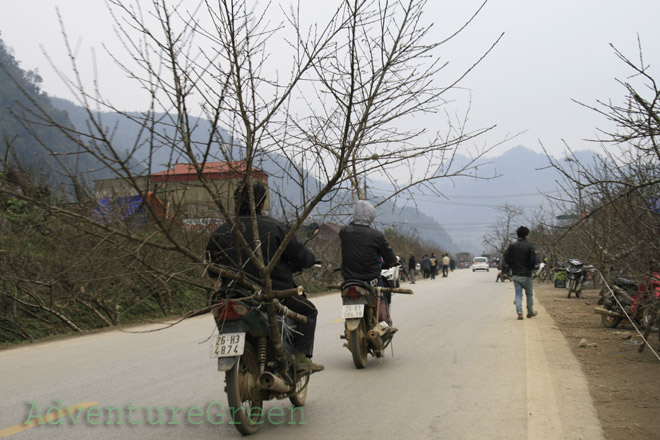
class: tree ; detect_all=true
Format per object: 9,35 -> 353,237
0,0 -> 504,340
541,42 -> 660,279
482,203 -> 524,258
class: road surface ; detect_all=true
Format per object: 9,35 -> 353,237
0,269 -> 604,439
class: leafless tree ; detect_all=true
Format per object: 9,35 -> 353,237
0,0 -> 505,339
541,41 -> 660,280
482,203 -> 524,258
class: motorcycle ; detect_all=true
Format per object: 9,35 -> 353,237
594,270 -> 660,336
209,225 -> 321,435
566,258 -> 593,298
639,301 -> 660,353
533,261 -> 549,282
210,279 -> 316,434
594,272 -> 638,328
339,280 -> 413,369
381,256 -> 402,288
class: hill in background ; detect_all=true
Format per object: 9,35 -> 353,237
2,35 -> 590,256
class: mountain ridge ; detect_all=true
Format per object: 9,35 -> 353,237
2,35 -> 590,256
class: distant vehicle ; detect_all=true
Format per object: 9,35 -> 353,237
472,257 -> 490,272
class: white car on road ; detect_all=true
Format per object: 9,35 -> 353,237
472,257 -> 490,272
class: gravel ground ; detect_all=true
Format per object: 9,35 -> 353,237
534,282 -> 660,440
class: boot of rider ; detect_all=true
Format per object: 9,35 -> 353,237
294,351 -> 324,373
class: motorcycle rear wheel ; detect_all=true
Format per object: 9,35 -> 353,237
601,313 -> 622,328
567,279 -> 576,298
348,319 -> 368,369
639,308 -> 659,352
225,342 -> 263,435
289,372 -> 309,407
641,306 -> 660,333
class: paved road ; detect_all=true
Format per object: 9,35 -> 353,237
0,269 -> 604,439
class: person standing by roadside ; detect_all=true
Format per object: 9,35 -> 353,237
441,254 -> 450,277
408,252 -> 416,284
420,255 -> 431,279
504,226 -> 538,320
429,253 -> 438,279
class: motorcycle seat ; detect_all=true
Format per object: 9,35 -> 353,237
212,286 -> 253,300
614,277 -> 637,290
341,279 -> 376,290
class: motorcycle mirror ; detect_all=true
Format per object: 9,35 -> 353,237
303,223 -> 321,243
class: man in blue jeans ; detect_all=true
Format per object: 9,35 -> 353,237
504,226 -> 538,320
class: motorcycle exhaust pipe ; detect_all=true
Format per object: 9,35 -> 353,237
368,323 -> 389,350
258,372 -> 291,393
593,307 -> 625,319
367,330 -> 384,350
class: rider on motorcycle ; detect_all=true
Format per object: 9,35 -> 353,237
205,182 -> 324,372
339,200 -> 398,325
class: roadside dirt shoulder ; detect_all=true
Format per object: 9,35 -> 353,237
535,282 -> 660,440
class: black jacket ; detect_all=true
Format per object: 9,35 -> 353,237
339,223 -> 397,281
504,238 -> 537,277
206,215 -> 316,291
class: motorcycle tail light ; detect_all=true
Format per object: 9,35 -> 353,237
347,286 -> 360,301
214,301 -> 250,320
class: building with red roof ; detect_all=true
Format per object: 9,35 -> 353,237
94,161 -> 268,228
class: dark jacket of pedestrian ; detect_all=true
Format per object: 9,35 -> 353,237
420,256 -> 431,272
504,238 -> 536,277
408,254 -> 416,270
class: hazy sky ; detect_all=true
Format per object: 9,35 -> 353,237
1,0 -> 659,160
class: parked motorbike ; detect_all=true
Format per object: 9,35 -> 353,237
533,261 -> 549,282
339,280 -> 413,368
595,272 -> 637,328
639,301 -> 660,353
566,258 -> 593,298
632,268 -> 660,353
594,270 -> 660,334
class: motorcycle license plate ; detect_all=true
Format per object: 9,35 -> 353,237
212,332 -> 245,358
342,304 -> 364,319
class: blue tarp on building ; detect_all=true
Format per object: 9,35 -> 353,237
93,195 -> 149,224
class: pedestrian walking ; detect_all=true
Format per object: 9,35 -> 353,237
420,255 -> 431,279
441,254 -> 450,277
429,253 -> 438,279
504,226 -> 538,320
